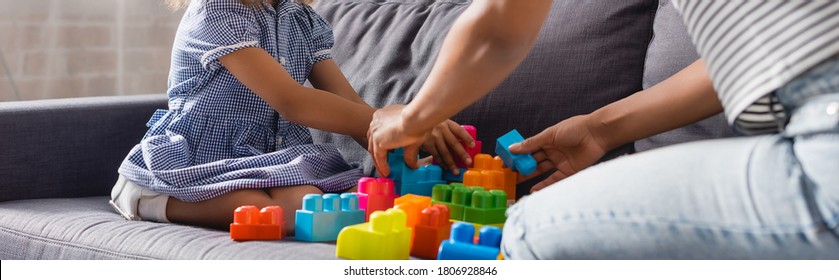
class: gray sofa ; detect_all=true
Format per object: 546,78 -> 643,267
0,0 -> 732,259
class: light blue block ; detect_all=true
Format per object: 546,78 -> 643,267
295,193 -> 365,242
387,148 -> 406,180
495,129 -> 537,175
400,165 -> 445,196
437,222 -> 501,260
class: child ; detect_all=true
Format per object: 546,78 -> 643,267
110,0 -> 472,233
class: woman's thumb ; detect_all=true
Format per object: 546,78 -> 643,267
508,132 -> 545,154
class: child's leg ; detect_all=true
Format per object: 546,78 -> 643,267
166,185 -> 322,233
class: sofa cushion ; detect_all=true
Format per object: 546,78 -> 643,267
312,0 -> 658,184
635,0 -> 735,152
0,196 -> 342,259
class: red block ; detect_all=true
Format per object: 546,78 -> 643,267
230,205 -> 285,241
434,125 -> 483,168
411,204 -> 452,259
356,177 -> 396,221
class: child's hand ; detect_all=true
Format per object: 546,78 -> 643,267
421,120 -> 475,175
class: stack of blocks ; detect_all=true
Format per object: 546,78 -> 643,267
295,193 -> 365,242
355,177 -> 396,221
463,154 -> 517,202
229,206 -> 285,241
438,222 -> 502,260
336,208 -> 412,260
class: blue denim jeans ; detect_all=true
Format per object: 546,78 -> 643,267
501,60 -> 839,259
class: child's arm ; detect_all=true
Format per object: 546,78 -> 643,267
219,47 -> 374,139
308,59 -> 368,106
307,59 -> 371,146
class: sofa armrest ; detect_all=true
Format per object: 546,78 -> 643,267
0,94 -> 167,202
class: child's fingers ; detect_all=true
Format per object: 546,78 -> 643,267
434,135 -> 459,173
448,121 -> 475,147
441,126 -> 470,167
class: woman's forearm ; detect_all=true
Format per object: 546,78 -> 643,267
401,0 -> 553,136
588,59 -> 723,150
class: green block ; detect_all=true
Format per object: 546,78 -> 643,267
463,189 -> 507,224
433,184 -> 493,221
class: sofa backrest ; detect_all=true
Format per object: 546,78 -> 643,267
312,0 -> 659,183
0,94 -> 167,202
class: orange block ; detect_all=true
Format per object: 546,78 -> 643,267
393,194 -> 432,228
411,204 -> 452,259
230,205 -> 285,241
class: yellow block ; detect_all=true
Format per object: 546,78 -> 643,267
336,208 -> 412,260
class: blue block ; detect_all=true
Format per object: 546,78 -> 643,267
295,193 -> 365,242
388,148 -> 446,196
437,222 -> 501,260
400,165 -> 445,196
443,168 -> 467,182
387,148 -> 406,179
495,129 -> 537,175
400,181 -> 445,196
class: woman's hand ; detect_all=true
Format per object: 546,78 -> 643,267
368,105 -> 475,177
368,105 -> 428,177
509,115 -> 609,192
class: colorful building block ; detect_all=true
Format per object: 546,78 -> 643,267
295,193 -> 365,242
431,184 -> 507,224
387,148 -> 446,196
336,208 -> 412,260
495,129 -> 537,175
437,222 -> 502,260
356,177 -> 397,221
493,156 -> 517,205
412,204 -> 452,259
431,183 -> 473,220
463,189 -> 507,224
387,148 -> 407,181
229,205 -> 285,241
443,167 -> 467,182
463,154 -> 517,202
400,165 -> 446,196
393,194 -> 432,229
463,169 -> 504,191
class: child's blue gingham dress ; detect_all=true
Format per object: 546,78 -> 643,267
117,0 -> 362,202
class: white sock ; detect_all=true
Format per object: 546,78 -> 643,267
138,192 -> 170,223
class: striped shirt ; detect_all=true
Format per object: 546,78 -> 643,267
671,0 -> 839,134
